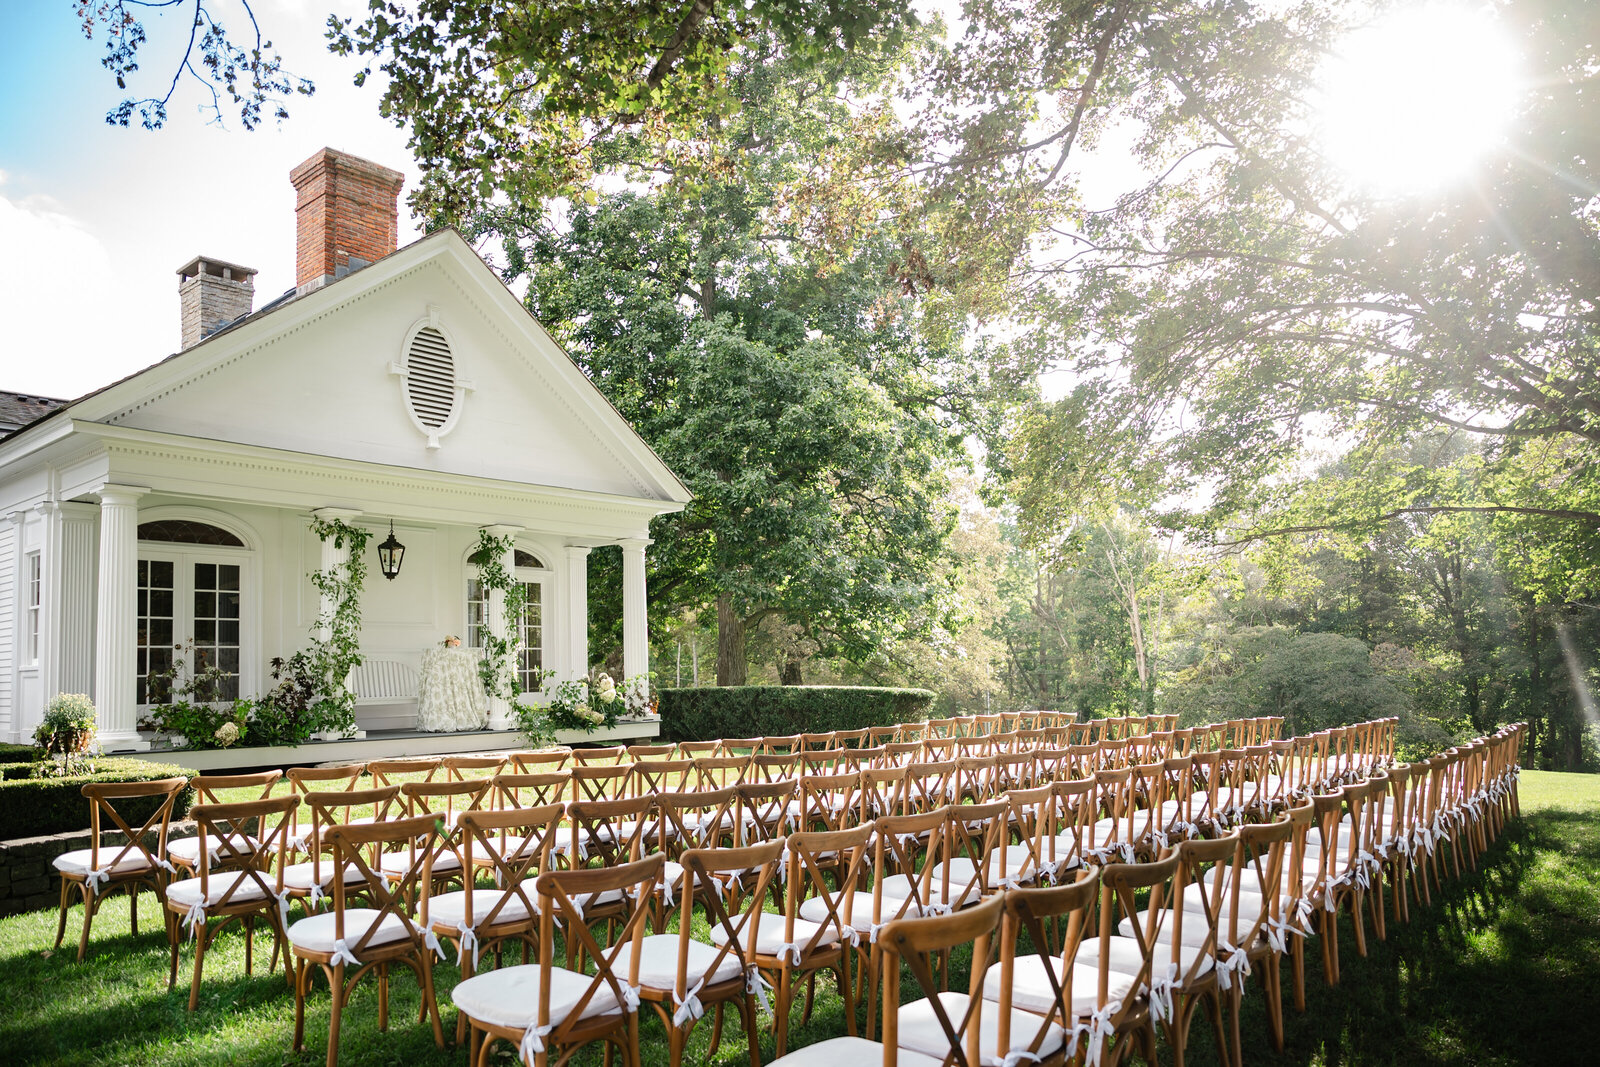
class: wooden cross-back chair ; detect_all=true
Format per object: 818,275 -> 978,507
648,841 -> 786,1067
289,814 -> 447,1067
753,752 -> 803,784
880,741 -> 923,767
625,743 -> 677,762
366,758 -> 441,789
491,770 -> 571,811
867,725 -> 901,747
779,823 -> 875,1056
164,794 -> 300,1010
628,758 -> 692,797
693,755 -> 753,791
757,735 -> 802,756
281,786 -> 404,915
674,740 -> 721,761
978,874 -> 1099,1065
651,786 -> 740,924
441,755 -> 507,781
856,806 -> 956,1039
166,769 -> 281,878
511,749 -> 572,773
953,754 -> 999,804
427,802 -> 566,1044
734,780 -> 798,851
800,732 -> 839,754
993,751 -> 1035,794
904,760 -> 957,818
860,766 -> 909,823
569,746 -> 628,767
798,771 -> 864,835
880,893 -> 1067,1067
1041,777 -> 1095,885
52,776 -> 189,962
381,779 -> 492,902
571,764 -> 633,804
451,853 -> 663,1067
921,737 -> 957,762
285,764 -> 363,798
1224,817 -> 1294,1059
1087,767 -> 1137,866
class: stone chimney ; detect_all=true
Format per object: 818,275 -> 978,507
290,147 -> 405,293
177,257 -> 257,349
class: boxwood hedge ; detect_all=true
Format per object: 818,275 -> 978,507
0,759 -> 196,840
658,685 -> 936,743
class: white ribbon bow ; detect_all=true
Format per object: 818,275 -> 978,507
985,1050 -> 1045,1067
182,900 -> 208,937
1265,916 -> 1302,955
456,922 -> 480,968
620,984 -> 642,1013
423,928 -> 447,961
1215,945 -> 1253,992
307,882 -> 326,909
156,858 -> 177,875
776,941 -> 805,966
84,867 -> 112,896
330,937 -> 361,968
746,965 -> 773,1013
519,1023 -> 556,1061
671,980 -> 706,1027
1148,962 -> 1180,1024
1085,1004 -> 1120,1067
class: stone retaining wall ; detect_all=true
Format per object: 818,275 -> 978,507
0,825 -> 196,918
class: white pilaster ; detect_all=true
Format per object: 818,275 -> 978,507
565,545 -> 590,681
34,502 -> 61,699
94,485 -> 150,751
483,524 -> 521,729
56,503 -> 99,698
621,538 -> 651,682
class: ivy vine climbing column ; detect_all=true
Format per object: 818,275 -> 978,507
480,524 -> 522,729
309,508 -> 369,737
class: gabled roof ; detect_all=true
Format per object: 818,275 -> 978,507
0,228 -> 691,506
0,391 -> 68,439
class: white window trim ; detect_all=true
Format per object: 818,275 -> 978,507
463,550 -> 556,699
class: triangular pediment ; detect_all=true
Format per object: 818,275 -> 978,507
65,231 -> 688,504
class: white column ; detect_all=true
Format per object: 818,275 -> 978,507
621,538 -> 651,682
311,508 -> 362,645
565,545 -> 590,681
94,485 -> 149,751
484,524 -> 521,729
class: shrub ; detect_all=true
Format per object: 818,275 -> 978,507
0,743 -> 38,763
658,685 -> 936,743
0,758 -> 195,840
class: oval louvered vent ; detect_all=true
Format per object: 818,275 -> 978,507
404,327 -> 456,429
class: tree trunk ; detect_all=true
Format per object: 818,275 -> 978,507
780,654 -> 804,685
716,593 -> 748,686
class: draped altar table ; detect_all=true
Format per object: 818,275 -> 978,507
416,647 -> 489,732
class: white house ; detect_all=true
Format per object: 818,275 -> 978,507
0,148 -> 690,752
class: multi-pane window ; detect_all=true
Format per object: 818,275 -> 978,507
517,581 -> 544,693
136,559 -> 176,703
466,562 -> 548,696
24,552 -> 41,664
191,563 -> 242,700
136,522 -> 248,707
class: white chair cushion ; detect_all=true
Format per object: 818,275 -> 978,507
616,933 -> 744,989
451,963 -> 622,1031
53,847 -> 154,877
427,887 -> 541,930
166,870 -> 274,908
799,891 -> 916,932
981,955 -> 1137,1016
876,873 -> 979,909
280,861 -> 368,891
710,917 -> 842,958
897,991 -> 1065,1064
167,835 -> 261,866
768,1035 -> 943,1067
287,909 -> 413,954
1077,934 -> 1214,978
379,850 -> 461,875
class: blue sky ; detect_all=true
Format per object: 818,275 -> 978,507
0,1 -> 421,399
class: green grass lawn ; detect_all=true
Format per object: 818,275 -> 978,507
0,770 -> 1594,1066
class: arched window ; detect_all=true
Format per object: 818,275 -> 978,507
466,545 -> 552,695
137,520 -> 245,547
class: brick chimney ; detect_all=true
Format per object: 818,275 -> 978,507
177,257 -> 257,349
291,148 -> 405,293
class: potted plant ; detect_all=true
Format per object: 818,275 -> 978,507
34,692 -> 98,767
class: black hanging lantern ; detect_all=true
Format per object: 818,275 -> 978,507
377,520 -> 406,580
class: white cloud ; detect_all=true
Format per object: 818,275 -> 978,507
0,192 -> 166,399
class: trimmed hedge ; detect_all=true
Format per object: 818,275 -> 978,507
0,743 -> 38,763
0,759 -> 196,840
659,685 -> 936,743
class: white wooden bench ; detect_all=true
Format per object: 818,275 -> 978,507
351,659 -> 421,732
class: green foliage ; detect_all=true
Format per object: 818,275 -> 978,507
328,0 -> 921,220
1161,626 -> 1410,738
0,759 -> 194,839
658,685 -> 934,742
0,744 -> 37,764
34,694 -> 98,773
470,528 -> 530,704
307,517 -> 371,736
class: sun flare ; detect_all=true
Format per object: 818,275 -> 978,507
1316,4 -> 1522,193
